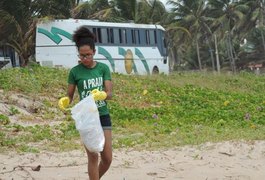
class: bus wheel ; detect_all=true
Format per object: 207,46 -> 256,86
152,66 -> 159,74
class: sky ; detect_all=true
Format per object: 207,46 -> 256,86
160,0 -> 168,6
160,0 -> 173,11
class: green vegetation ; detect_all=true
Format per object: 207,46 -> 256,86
0,66 -> 265,152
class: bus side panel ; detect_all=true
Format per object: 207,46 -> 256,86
36,21 -> 78,46
36,46 -> 78,68
95,46 -> 168,75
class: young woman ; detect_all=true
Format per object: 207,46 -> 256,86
60,26 -> 113,180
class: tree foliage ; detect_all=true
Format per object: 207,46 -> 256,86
0,0 -> 265,71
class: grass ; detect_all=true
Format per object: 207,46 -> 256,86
0,66 -> 265,152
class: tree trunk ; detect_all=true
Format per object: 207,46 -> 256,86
169,49 -> 175,71
169,46 -> 178,71
227,33 -> 236,73
260,28 -> 265,57
19,54 -> 26,67
260,1 -> 265,57
196,38 -> 202,70
214,34 -> 220,74
206,36 -> 215,71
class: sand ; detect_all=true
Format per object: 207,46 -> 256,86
1,140 -> 265,180
1,93 -> 265,179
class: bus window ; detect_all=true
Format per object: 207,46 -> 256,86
162,31 -> 168,58
146,30 -> 150,45
93,28 -> 98,43
113,29 -> 120,44
131,29 -> 136,44
126,29 -> 132,44
154,30 -> 157,44
124,29 -> 127,44
107,28 -> 114,44
101,28 -> 108,44
162,31 -> 167,49
139,29 -> 146,45
97,28 -> 102,43
135,30 -> 140,44
119,29 -> 127,44
163,37 -> 167,48
131,29 -> 140,44
119,29 -> 122,43
149,30 -> 156,45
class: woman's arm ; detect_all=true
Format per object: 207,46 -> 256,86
104,80 -> 112,100
67,84 -> 76,103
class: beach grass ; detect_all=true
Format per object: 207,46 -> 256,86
1,66 -> 265,152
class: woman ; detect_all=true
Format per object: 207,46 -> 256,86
59,26 -> 113,180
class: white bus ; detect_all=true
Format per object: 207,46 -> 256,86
36,19 -> 169,75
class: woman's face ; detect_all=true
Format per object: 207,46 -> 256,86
78,45 -> 95,68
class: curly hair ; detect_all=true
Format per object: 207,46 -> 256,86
72,26 -> 96,50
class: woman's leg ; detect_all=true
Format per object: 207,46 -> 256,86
99,129 -> 112,178
86,148 -> 99,180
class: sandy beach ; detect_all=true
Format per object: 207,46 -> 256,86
1,140 -> 265,180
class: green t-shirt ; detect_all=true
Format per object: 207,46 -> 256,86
68,62 -> 112,116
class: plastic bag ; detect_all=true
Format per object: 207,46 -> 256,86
71,94 -> 105,153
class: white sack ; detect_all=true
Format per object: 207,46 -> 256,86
71,94 -> 105,153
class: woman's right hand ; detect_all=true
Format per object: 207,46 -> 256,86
91,89 -> 107,101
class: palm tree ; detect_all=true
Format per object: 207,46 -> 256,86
73,0 -> 167,23
165,25 -> 191,71
72,0 -> 125,22
168,0 -> 213,70
240,0 -> 265,56
113,0 -> 137,21
135,0 -> 167,24
207,0 -> 247,73
71,0 -> 81,7
0,0 -> 37,66
0,0 -> 76,66
31,0 -> 73,18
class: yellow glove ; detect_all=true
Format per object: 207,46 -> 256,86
91,89 -> 107,101
91,89 -> 100,94
58,97 -> 70,110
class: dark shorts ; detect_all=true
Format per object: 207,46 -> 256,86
100,114 -> 112,130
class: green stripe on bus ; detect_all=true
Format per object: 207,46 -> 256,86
135,48 -> 150,74
37,27 -> 72,44
98,47 -> 115,72
118,47 -> 126,56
